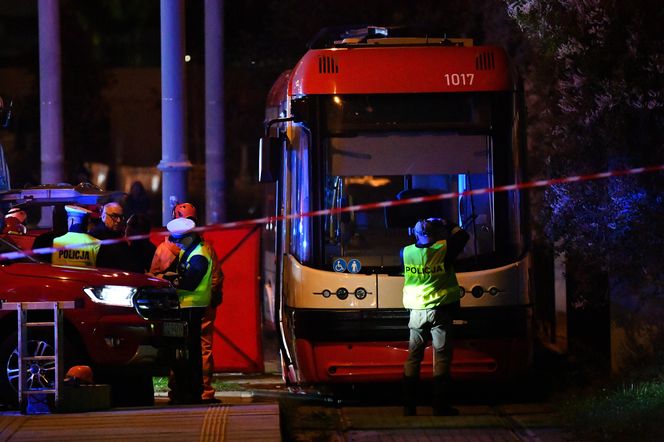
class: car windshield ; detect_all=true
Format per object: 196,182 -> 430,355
0,236 -> 40,264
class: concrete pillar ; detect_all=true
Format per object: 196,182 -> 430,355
38,0 -> 64,185
204,0 -> 226,224
158,0 -> 191,225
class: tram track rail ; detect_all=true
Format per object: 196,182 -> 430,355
272,382 -> 571,441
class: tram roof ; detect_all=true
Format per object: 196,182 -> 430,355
307,25 -> 472,49
290,25 -> 512,96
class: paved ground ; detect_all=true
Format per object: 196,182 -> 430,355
0,374 -> 283,441
0,401 -> 280,441
282,401 -> 576,441
0,396 -> 576,442
0,373 -> 577,441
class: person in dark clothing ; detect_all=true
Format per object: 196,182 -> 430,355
125,213 -> 156,273
89,202 -> 124,239
33,205 -> 68,263
401,217 -> 469,417
90,202 -> 133,271
124,181 -> 151,219
88,202 -> 134,271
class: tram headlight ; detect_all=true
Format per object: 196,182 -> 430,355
354,287 -> 367,300
336,288 -> 349,300
459,286 -> 466,298
471,285 -> 484,298
322,289 -> 332,298
488,286 -> 500,296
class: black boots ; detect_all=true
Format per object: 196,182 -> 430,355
402,375 -> 418,416
404,375 -> 459,416
432,375 -> 459,416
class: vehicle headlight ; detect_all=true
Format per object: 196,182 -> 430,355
84,286 -> 138,307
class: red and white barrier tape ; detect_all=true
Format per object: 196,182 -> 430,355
2,163 -> 663,262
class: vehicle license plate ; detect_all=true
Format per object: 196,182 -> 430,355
163,321 -> 186,337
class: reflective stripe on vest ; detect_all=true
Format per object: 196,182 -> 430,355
51,232 -> 101,267
402,240 -> 460,309
177,243 -> 213,308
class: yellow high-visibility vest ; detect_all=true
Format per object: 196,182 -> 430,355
177,242 -> 213,308
402,240 -> 461,309
52,232 -> 101,267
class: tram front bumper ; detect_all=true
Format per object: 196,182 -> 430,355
294,337 -> 529,383
288,306 -> 532,383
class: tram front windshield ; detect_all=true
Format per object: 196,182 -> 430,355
316,94 -> 525,274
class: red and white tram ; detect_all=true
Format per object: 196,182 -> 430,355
260,26 -> 531,384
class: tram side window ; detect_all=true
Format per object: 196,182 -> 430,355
289,127 -> 312,263
457,172 -> 495,258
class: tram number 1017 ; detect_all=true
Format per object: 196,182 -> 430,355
444,73 -> 474,86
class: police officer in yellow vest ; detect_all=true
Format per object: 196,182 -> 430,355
166,217 -> 212,404
149,202 -> 223,404
52,205 -> 100,267
402,217 -> 469,417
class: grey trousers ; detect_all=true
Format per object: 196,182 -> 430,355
403,302 -> 457,378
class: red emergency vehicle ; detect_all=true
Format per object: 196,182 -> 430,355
0,184 -> 185,406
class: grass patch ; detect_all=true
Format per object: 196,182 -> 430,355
562,378 -> 664,440
153,376 -> 169,392
153,376 -> 247,393
212,380 -> 248,392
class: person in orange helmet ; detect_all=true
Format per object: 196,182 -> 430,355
150,202 -> 223,404
3,207 -> 27,235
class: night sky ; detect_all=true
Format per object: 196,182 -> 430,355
0,0 -> 515,220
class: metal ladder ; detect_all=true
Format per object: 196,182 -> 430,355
1,301 -> 76,413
